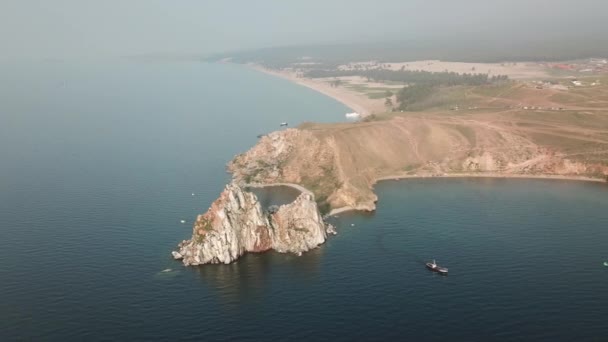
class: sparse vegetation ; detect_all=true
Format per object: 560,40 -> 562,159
362,114 -> 378,122
403,163 -> 421,172
305,68 -> 507,86
199,217 -> 213,231
329,78 -> 342,87
303,67 -> 509,111
315,195 -> 331,215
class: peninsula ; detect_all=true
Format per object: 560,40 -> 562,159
234,58 -> 608,214
176,56 -> 608,265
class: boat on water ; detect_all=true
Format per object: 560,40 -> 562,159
604,261 -> 608,267
280,122 -> 288,127
426,260 -> 448,275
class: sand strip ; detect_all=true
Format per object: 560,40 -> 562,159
245,182 -> 312,197
249,64 -> 375,116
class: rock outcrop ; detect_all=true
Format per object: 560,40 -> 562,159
175,183 -> 327,266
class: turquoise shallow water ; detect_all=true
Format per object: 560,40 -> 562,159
1,61 -> 607,341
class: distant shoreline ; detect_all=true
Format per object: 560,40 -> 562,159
328,173 -> 605,216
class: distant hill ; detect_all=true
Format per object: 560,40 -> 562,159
208,37 -> 608,67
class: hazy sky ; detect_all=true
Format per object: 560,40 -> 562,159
1,0 -> 606,59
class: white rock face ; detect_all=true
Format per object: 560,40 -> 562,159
171,251 -> 183,260
175,183 -> 327,266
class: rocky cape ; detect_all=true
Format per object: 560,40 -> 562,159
173,183 -> 334,266
229,120 -> 608,214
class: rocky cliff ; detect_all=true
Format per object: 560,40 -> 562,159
173,183 -> 330,266
228,118 -> 608,214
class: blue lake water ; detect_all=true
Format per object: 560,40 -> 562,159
1,61 -> 607,341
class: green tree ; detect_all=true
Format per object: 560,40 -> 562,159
385,97 -> 393,108
395,84 -> 435,110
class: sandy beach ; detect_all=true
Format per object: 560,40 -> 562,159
250,64 -> 383,116
249,59 -> 557,120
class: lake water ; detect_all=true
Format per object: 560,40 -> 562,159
1,61 -> 607,341
246,185 -> 302,210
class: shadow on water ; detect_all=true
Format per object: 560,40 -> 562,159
191,247 -> 324,305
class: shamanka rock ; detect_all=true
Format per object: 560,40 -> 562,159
174,183 -> 327,266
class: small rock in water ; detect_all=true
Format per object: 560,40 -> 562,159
326,224 -> 337,235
